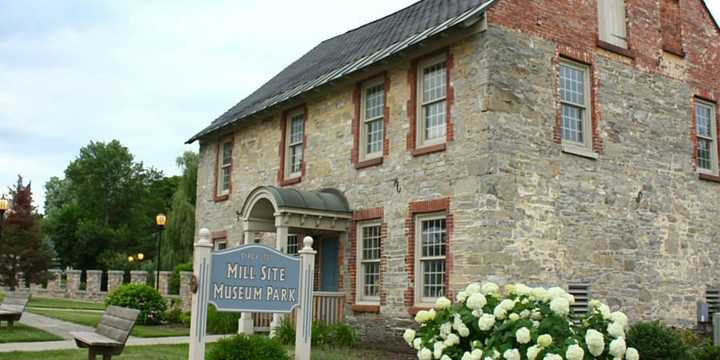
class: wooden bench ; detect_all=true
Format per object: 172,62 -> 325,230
71,305 -> 140,360
0,292 -> 30,328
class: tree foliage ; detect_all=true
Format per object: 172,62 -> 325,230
43,140 -> 177,270
162,151 -> 198,270
0,176 -> 53,290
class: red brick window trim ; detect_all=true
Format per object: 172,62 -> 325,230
660,0 -> 686,57
213,135 -> 234,202
349,208 -> 386,309
352,73 -> 390,169
277,105 -> 307,186
693,94 -> 720,182
554,47 -> 603,158
404,198 -> 453,312
407,48 -> 455,157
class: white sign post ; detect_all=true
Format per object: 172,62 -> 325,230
188,229 -> 316,360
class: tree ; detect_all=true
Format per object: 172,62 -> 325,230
0,176 -> 53,290
162,151 -> 198,270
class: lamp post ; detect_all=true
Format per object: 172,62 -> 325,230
0,197 -> 8,243
155,213 -> 167,290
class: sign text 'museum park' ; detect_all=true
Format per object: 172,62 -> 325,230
209,244 -> 301,313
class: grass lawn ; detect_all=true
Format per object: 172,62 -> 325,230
28,309 -> 189,338
0,344 -> 413,360
27,297 -> 105,311
0,323 -> 63,343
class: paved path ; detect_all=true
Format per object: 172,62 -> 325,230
19,311 -> 94,340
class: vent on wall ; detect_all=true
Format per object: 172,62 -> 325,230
707,288 -> 720,318
568,283 -> 591,317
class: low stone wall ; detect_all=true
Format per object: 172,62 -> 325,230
8,269 -> 191,310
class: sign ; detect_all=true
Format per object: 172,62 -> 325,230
209,244 -> 300,313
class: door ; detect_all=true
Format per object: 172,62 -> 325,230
319,238 -> 339,291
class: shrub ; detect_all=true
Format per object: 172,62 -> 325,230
626,321 -> 688,360
274,318 -> 295,345
105,283 -> 167,325
170,262 -> 192,294
404,282 -> 639,360
164,299 -> 190,325
206,335 -> 289,360
274,318 -> 358,347
207,305 -> 241,334
691,342 -> 720,360
330,322 -> 359,347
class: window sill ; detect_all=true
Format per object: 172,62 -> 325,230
597,40 -> 636,59
412,143 -> 446,157
355,157 -> 383,169
408,306 -> 432,316
663,46 -> 686,58
562,145 -> 598,160
279,177 -> 302,187
213,194 -> 230,203
351,304 -> 380,313
699,173 -> 720,183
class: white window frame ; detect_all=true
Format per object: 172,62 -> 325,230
559,59 -> 596,158
360,78 -> 385,161
285,109 -> 305,180
356,221 -> 382,304
414,213 -> 447,306
217,140 -> 232,196
416,53 -> 448,148
696,100 -> 718,175
598,0 -> 628,49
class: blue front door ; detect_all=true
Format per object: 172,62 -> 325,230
320,238 -> 339,291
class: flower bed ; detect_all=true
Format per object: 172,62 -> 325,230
403,282 -> 639,360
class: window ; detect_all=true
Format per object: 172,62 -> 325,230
360,79 -> 385,160
285,110 -> 305,179
216,139 -> 232,197
216,241 -> 227,250
598,0 -> 628,49
559,60 -> 593,153
696,100 -> 718,175
415,214 -> 447,304
357,222 -> 381,303
416,54 -> 448,147
287,234 -> 299,256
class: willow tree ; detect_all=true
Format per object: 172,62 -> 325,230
162,151 -> 198,270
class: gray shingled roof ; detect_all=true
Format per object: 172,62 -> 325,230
188,0 -> 494,143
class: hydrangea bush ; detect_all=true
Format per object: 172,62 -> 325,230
403,282 -> 640,360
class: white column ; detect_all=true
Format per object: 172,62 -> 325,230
238,230 -> 255,335
270,223 -> 289,337
295,236 -> 317,360
189,228 -> 213,360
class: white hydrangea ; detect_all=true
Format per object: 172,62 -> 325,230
415,309 -> 437,323
626,347 -> 640,360
500,299 -> 516,311
565,344 -> 585,360
503,349 -> 520,360
515,327 -> 531,344
609,337 -> 627,358
462,352 -> 471,360
550,297 -> 570,316
514,283 -> 531,296
413,338 -> 423,350
457,291 -> 469,303
433,341 -> 446,359
444,333 -> 460,347
469,349 -> 483,360
403,329 -> 415,346
441,355 -> 452,360
458,323 -> 470,337
598,304 -> 612,318
440,322 -> 452,339
418,348 -> 432,360
481,282 -> 500,296
520,310 -> 530,319
532,320 -> 540,328
478,313 -> 496,331
436,297 -> 452,309
467,293 -> 488,311
527,346 -> 541,360
531,287 -> 550,302
466,283 -> 482,295
607,321 -> 625,338
585,329 -> 605,356
494,305 -> 508,320
548,287 -> 566,300
543,354 -> 562,360
610,311 -> 629,329
531,310 -> 543,320
537,334 -> 553,347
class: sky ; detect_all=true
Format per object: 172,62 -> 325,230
0,1 -> 718,211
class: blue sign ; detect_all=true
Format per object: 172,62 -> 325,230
209,244 -> 301,313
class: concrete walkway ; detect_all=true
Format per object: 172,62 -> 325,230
0,311 -> 230,353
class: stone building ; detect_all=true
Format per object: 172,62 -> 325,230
188,0 -> 720,342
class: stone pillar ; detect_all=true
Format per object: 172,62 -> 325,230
270,222 -> 289,336
180,271 -> 193,312
15,272 -> 26,289
46,269 -> 62,293
66,270 -> 81,296
158,271 -> 172,296
86,270 -> 102,296
130,270 -> 148,285
107,271 -> 125,293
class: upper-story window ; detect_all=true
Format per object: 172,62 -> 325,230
216,139 -> 232,198
414,213 -> 447,305
360,79 -> 385,161
285,110 -> 305,179
598,0 -> 628,49
417,54 -> 448,148
696,99 -> 718,175
559,60 -> 593,153
357,222 -> 381,303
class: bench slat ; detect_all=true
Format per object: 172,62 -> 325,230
99,314 -> 135,332
96,324 -> 132,343
71,331 -> 122,347
105,306 -> 140,321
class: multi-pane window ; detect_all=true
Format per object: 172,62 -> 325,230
218,140 -> 232,195
598,0 -> 628,48
357,223 -> 381,302
286,111 -> 305,177
560,61 -> 592,150
696,100 -> 717,174
216,241 -> 227,251
361,80 -> 385,159
417,55 -> 448,146
287,234 -> 299,256
415,215 -> 447,303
